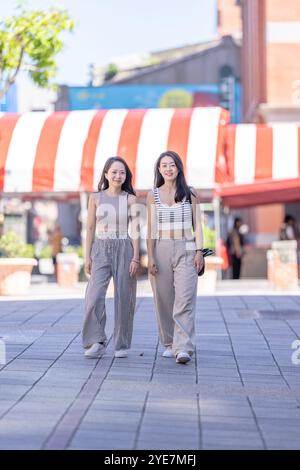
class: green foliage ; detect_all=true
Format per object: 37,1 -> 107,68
0,6 -> 74,98
147,57 -> 161,66
64,245 -> 83,258
38,245 -> 52,259
203,224 -> 216,250
104,63 -> 118,81
0,231 -> 35,258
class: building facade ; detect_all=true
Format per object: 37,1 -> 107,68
218,0 -> 300,278
218,0 -> 300,122
56,37 -> 241,122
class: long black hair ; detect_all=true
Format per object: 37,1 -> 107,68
154,150 -> 195,203
97,156 -> 136,195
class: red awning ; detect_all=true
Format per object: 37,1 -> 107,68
216,124 -> 300,207
0,107 -> 228,193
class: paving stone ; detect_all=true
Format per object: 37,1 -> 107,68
1,294 -> 300,450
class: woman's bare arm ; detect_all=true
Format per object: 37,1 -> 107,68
232,232 -> 242,258
85,194 -> 96,273
191,188 -> 204,250
146,191 -> 157,274
128,194 -> 140,261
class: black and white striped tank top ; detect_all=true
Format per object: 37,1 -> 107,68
153,187 -> 193,232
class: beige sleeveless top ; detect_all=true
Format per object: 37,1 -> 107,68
92,190 -> 129,239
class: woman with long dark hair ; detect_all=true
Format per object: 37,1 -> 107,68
146,150 -> 204,364
82,156 -> 139,359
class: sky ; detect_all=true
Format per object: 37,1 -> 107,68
0,0 -> 217,85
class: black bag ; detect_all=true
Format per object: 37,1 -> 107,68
197,248 -> 215,276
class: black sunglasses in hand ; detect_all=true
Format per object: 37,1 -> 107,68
197,248 -> 215,276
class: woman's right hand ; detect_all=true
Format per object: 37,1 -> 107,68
148,257 -> 158,276
85,258 -> 92,276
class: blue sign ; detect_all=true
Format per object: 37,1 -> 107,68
0,83 -> 18,112
69,84 -> 220,110
67,84 -> 241,123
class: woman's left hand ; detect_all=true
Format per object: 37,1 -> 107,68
129,259 -> 139,278
194,251 -> 204,274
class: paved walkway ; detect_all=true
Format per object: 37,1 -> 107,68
1,290 -> 300,450
2,277 -> 300,300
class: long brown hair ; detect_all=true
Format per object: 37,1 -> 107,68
97,156 -> 136,195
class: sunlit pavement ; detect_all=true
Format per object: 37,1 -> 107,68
0,281 -> 300,449
1,276 -> 300,301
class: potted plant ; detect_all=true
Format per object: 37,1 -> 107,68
68,245 -> 88,282
56,245 -> 82,287
38,245 -> 55,275
0,232 -> 37,295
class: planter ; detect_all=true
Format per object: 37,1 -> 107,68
38,258 -> 55,275
56,253 -> 80,288
0,258 -> 38,296
267,240 -> 298,290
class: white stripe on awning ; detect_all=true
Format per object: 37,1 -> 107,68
4,112 -> 50,192
187,107 -> 222,188
0,107 -> 228,193
93,109 -> 128,190
272,123 -> 299,180
54,110 -> 97,191
135,108 -> 174,190
234,124 -> 257,185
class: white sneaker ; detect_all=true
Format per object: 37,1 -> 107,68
84,343 -> 105,358
176,351 -> 191,364
114,349 -> 128,358
162,348 -> 174,358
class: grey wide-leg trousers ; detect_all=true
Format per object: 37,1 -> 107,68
82,238 -> 137,351
150,239 -> 198,356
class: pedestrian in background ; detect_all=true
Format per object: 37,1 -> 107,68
48,223 -> 62,280
279,215 -> 300,241
226,217 -> 245,280
146,150 -> 204,364
82,156 -> 139,359
279,214 -> 300,277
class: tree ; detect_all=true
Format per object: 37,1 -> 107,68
0,6 -> 74,100
104,63 -> 118,82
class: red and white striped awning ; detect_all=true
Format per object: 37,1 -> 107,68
0,107 -> 228,193
216,124 -> 300,207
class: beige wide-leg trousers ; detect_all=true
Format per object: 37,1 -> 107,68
150,239 -> 198,356
82,238 -> 137,351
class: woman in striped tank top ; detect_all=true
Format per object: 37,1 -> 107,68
146,151 -> 204,364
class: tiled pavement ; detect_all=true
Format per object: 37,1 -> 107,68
0,293 -> 300,450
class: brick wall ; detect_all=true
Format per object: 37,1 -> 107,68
218,0 -> 242,36
267,43 -> 300,104
266,0 -> 300,21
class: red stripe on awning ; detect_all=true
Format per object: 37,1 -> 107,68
81,110 -> 107,191
167,108 -> 193,171
32,112 -> 69,191
0,107 -> 228,193
215,109 -> 230,184
117,109 -> 146,187
0,113 -> 20,191
224,125 -> 236,182
255,125 -> 273,180
298,126 -> 300,178
217,123 -> 300,207
216,178 -> 300,207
